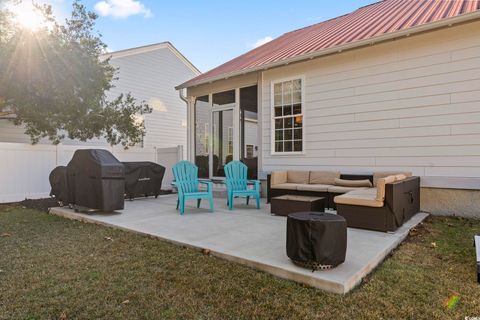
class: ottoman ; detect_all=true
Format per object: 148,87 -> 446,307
286,212 -> 347,270
271,195 -> 325,216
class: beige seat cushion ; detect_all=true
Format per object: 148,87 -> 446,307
309,171 -> 340,185
375,175 -> 396,201
334,178 -> 372,188
270,171 -> 287,186
297,184 -> 331,192
347,188 -> 377,196
334,193 -> 384,208
287,171 -> 310,184
271,183 -> 304,190
328,186 -> 368,194
394,174 -> 407,182
373,171 -> 412,186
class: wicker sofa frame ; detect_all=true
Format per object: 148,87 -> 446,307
267,172 -> 420,232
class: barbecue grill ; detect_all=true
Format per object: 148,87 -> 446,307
123,161 -> 165,200
67,149 -> 125,212
49,166 -> 68,205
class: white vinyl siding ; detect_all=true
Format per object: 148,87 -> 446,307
260,20 -> 480,189
106,46 -> 197,151
0,121 -> 32,144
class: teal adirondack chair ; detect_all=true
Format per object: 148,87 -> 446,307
224,161 -> 261,210
172,161 -> 214,215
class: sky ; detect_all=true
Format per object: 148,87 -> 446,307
19,0 -> 377,72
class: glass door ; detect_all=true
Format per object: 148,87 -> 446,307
211,90 -> 235,177
212,109 -> 234,177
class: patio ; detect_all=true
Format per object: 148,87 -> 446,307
50,195 -> 428,294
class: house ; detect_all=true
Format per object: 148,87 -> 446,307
0,41 -> 200,152
176,0 -> 480,217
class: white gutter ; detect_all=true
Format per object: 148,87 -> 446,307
178,88 -> 188,104
176,10 -> 480,90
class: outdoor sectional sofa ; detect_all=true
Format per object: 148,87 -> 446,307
267,171 -> 420,232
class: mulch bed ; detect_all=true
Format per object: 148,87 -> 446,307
0,198 -> 60,213
3,190 -> 174,213
19,198 -> 62,212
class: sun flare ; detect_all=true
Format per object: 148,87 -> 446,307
11,2 -> 46,31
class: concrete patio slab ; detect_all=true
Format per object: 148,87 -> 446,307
50,195 -> 428,294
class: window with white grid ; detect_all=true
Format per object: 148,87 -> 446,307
272,78 -> 303,153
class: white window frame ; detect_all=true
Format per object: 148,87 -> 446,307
270,75 -> 306,155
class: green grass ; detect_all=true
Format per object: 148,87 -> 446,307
0,206 -> 479,319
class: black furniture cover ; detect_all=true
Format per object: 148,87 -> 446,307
122,162 -> 165,200
49,166 -> 68,203
287,212 -> 347,268
67,149 -> 125,212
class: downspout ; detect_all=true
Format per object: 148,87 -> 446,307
178,88 -> 188,104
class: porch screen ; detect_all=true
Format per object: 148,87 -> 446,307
194,95 -> 210,178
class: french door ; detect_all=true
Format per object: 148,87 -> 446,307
193,85 -> 258,179
209,89 -> 236,178
211,108 -> 234,177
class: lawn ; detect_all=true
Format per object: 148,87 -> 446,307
0,205 -> 479,319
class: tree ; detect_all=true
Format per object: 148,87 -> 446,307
0,1 -> 151,147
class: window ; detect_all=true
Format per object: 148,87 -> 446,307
272,78 -> 303,153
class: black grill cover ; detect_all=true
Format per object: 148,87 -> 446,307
67,149 -> 125,212
287,212 -> 347,267
49,166 -> 68,203
122,162 -> 165,199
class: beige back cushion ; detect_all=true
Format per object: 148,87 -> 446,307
287,171 -> 310,184
394,174 -> 407,182
334,178 -> 372,188
373,171 -> 412,186
375,175 -> 396,201
309,171 -> 340,185
270,171 -> 287,186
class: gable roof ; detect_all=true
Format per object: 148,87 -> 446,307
103,42 -> 201,76
177,0 -> 480,89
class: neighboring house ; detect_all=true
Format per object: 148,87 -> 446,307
103,42 -> 200,152
0,41 -> 200,152
177,0 -> 480,216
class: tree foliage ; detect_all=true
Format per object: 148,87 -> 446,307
0,1 -> 151,147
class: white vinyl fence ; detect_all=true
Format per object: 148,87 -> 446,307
0,142 -> 183,203
156,146 -> 183,190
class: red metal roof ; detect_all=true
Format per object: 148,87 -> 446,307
179,0 -> 480,89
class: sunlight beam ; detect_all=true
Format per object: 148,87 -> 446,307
10,1 -> 46,31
